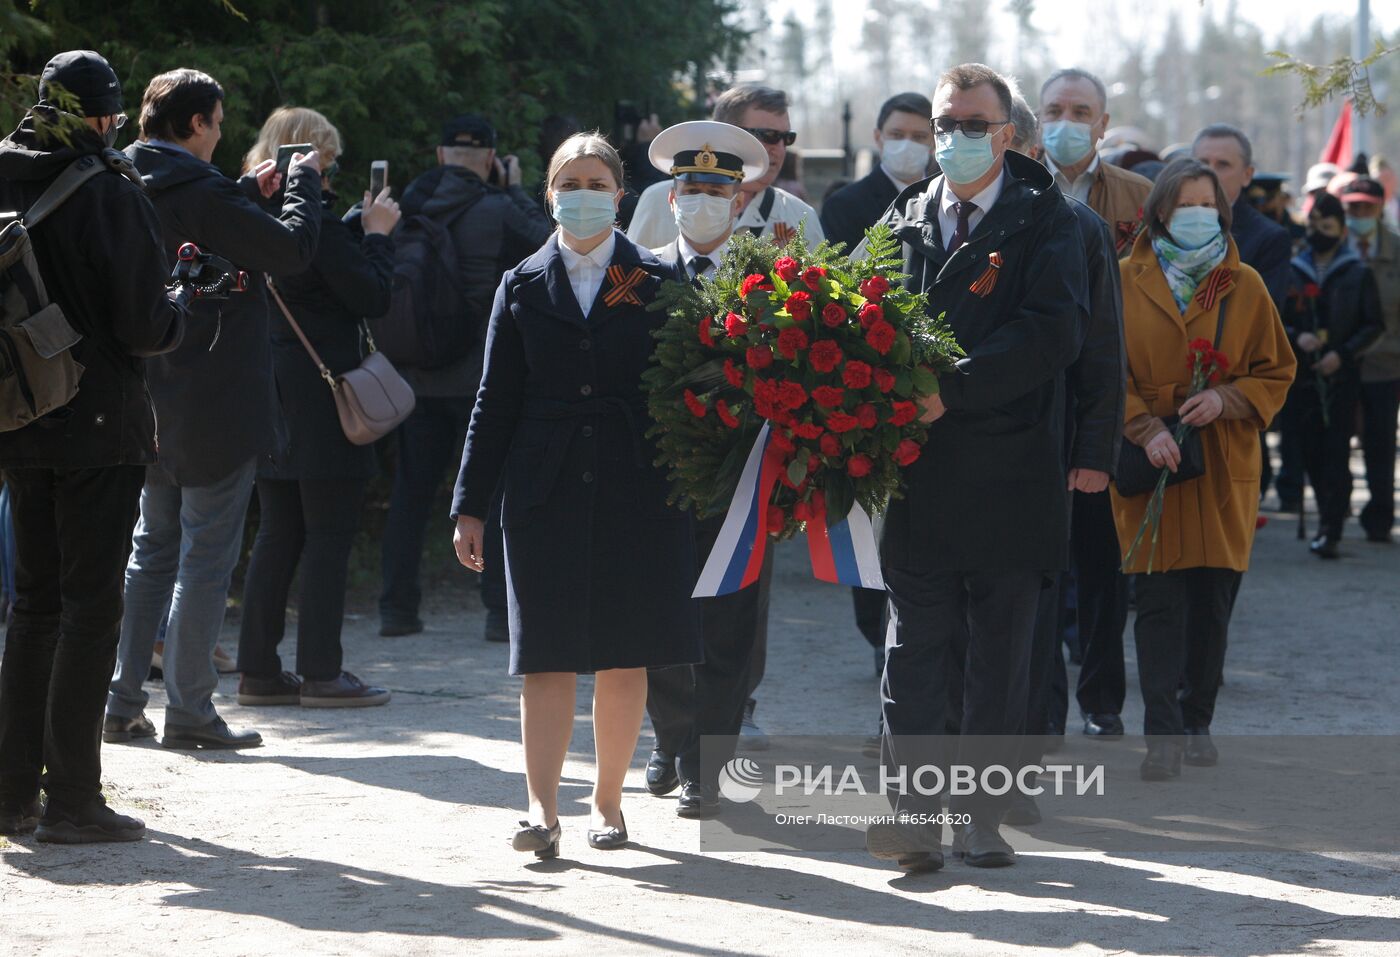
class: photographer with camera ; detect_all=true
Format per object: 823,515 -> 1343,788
0,50 -> 188,843
104,69 -> 322,752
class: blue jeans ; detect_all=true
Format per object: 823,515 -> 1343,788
107,459 -> 256,727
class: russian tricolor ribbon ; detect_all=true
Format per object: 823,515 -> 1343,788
692,424 -> 886,597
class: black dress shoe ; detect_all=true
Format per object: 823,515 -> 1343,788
955,821 -> 1016,867
1002,789 -> 1042,826
676,781 -> 720,819
866,819 -> 944,873
511,819 -> 560,859
1184,727 -> 1219,766
102,711 -> 158,744
162,715 -> 263,750
587,812 -> 629,850
1364,530 -> 1393,544
0,796 -> 41,835
1083,713 -> 1125,737
35,798 -> 144,844
379,618 -> 423,637
1309,534 -> 1340,559
1140,740 -> 1183,781
645,749 -> 679,796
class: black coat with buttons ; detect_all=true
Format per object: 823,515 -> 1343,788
453,230 -> 702,675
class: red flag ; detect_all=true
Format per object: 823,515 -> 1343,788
1320,100 -> 1353,167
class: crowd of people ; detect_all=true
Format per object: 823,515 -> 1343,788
0,47 -> 1394,877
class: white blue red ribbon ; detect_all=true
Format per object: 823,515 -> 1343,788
805,504 -> 884,589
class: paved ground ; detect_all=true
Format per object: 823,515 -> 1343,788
2,484 -> 1398,956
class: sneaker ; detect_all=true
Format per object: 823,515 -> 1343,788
35,798 -> 144,844
0,796 -> 42,835
379,618 -> 423,638
300,671 -> 391,708
237,671 -> 302,706
738,698 -> 770,752
102,712 -> 158,744
213,643 -> 238,674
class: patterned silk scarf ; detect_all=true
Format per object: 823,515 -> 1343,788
1152,232 -> 1228,315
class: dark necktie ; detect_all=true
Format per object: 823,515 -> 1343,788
947,200 -> 977,253
1358,238 -> 1371,262
688,256 -> 713,280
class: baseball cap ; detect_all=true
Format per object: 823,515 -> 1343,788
1340,176 -> 1385,205
38,50 -> 123,118
441,114 -> 497,149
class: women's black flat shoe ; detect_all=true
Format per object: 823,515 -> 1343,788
511,820 -> 561,859
587,813 -> 628,850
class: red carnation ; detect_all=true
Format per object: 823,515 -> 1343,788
812,385 -> 845,408
859,275 -> 890,301
766,504 -> 786,533
778,381 -> 808,410
865,319 -> 896,355
858,302 -> 884,329
793,500 -> 813,522
1302,282 -> 1321,298
826,411 -> 859,433
808,339 -> 843,373
892,438 -> 921,466
846,453 -> 874,477
741,273 -> 773,297
716,399 -> 740,429
723,358 -> 746,388
821,302 -> 847,328
802,266 -> 827,290
856,403 -> 878,430
888,400 -> 918,427
751,379 -> 778,418
842,360 -> 873,389
793,421 -> 824,439
785,291 -> 813,322
777,326 -> 809,359
774,256 -> 801,282
769,429 -> 796,454
683,389 -> 707,418
806,454 -> 821,473
746,345 -> 774,369
725,312 -> 748,337
819,433 -> 842,456
698,317 -> 715,347
873,368 -> 896,393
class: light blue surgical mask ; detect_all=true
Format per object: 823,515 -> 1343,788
1041,120 -> 1095,168
1347,214 -> 1378,237
552,188 -> 617,241
935,130 -> 1001,185
1168,207 -> 1222,250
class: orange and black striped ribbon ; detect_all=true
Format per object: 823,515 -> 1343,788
771,222 -> 796,247
1115,218 -> 1142,254
1192,266 -> 1234,312
969,251 -> 1003,297
602,265 -> 648,308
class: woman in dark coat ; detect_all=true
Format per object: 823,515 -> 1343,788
453,133 -> 701,857
234,107 -> 401,708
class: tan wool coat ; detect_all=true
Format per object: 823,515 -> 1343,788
1111,233 -> 1297,574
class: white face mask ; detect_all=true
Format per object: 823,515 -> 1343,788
880,138 -> 931,182
672,191 -> 736,245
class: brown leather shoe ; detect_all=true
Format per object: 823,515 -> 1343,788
300,671 -> 391,708
238,671 -> 302,706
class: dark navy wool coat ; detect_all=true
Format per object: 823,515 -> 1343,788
453,230 -> 702,675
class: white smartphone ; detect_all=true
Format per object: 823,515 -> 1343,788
370,160 -> 388,197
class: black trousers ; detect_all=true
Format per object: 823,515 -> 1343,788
646,516 -> 774,786
1133,567 -> 1241,736
1296,379 -> 1361,540
238,477 -> 367,681
882,567 -> 1042,820
1359,379 -> 1400,538
1072,489 -> 1129,716
851,586 -> 887,648
0,465 -> 144,811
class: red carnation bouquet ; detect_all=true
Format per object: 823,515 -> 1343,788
644,226 -> 962,540
1123,337 -> 1231,570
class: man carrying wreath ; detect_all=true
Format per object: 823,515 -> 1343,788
862,64 -> 1089,872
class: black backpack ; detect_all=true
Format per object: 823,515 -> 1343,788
370,197 -> 482,369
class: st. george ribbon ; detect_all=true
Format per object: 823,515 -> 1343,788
692,422 -> 885,597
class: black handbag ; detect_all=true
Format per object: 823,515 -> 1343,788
1114,295 -> 1227,498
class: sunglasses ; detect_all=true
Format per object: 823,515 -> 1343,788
745,127 -> 797,147
931,117 -> 1009,139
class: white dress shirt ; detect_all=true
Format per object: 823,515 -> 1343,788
626,180 -> 825,251
936,170 -> 1006,250
1045,154 -> 1098,204
557,229 -> 616,318
676,233 -> 731,279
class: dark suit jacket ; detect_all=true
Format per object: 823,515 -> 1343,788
820,165 -> 900,254
1064,197 -> 1126,476
1231,196 -> 1292,312
873,151 -> 1089,572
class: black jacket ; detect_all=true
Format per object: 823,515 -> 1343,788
1231,196 -> 1292,312
396,165 -> 552,398
1064,196 -> 1126,475
820,165 -> 900,254
1282,244 -> 1383,385
0,111 -> 185,469
128,141 -> 321,487
873,151 -> 1089,572
264,200 -> 395,481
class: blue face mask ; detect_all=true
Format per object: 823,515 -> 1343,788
1168,207 -> 1223,250
552,188 -> 617,240
935,130 -> 1000,185
1347,215 -> 1378,237
1041,120 -> 1094,168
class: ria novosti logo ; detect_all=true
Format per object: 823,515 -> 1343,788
712,758 -> 1105,803
718,757 -> 764,803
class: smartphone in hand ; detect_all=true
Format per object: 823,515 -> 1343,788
276,142 -> 314,180
370,160 -> 388,198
